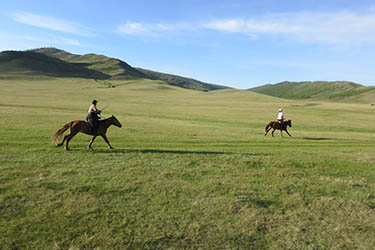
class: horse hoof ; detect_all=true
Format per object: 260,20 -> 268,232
56,143 -> 62,147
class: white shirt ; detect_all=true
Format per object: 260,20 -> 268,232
88,104 -> 99,114
277,112 -> 284,120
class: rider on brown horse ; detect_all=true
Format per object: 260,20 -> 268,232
264,108 -> 292,137
277,108 -> 285,129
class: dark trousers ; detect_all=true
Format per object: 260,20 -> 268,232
278,119 -> 284,128
86,112 -> 99,135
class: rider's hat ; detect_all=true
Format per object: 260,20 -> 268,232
279,108 -> 283,112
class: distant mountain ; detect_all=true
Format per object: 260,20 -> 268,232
29,47 -> 229,91
0,50 -> 110,79
137,68 -> 229,91
249,81 -> 375,102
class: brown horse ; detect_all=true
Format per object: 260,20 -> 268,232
264,120 -> 292,137
52,115 -> 122,150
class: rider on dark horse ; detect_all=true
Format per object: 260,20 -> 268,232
86,99 -> 101,135
265,108 -> 292,137
277,108 -> 285,129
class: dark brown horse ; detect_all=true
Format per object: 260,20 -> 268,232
52,115 -> 122,150
265,120 -> 292,137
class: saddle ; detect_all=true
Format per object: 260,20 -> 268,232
85,121 -> 95,135
277,121 -> 285,129
86,113 -> 101,135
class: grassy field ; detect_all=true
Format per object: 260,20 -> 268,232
250,80 -> 375,103
1,78 -> 375,249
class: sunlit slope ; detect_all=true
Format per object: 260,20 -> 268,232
0,77 -> 288,142
1,77 -> 374,144
74,54 -> 147,79
0,51 -> 109,79
250,81 -> 375,103
136,68 -> 229,91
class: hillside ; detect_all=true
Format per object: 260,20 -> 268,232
0,50 -> 110,79
30,47 -> 228,90
137,68 -> 229,91
249,81 -> 375,103
31,48 -> 148,80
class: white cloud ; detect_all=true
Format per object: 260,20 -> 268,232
204,11 -> 375,45
11,11 -> 94,36
116,22 -> 149,35
115,11 -> 375,46
116,21 -> 194,36
205,18 -> 300,34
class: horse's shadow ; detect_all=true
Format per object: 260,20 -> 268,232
301,137 -> 335,141
90,148 -> 268,156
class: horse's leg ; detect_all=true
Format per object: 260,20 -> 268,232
271,128 -> 275,137
57,134 -> 70,147
265,126 -> 271,136
88,136 -> 97,149
101,134 -> 114,149
65,130 -> 79,151
280,130 -> 283,137
285,129 -> 292,137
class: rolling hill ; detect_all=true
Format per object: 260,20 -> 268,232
31,48 -> 149,80
136,68 -> 228,91
30,47 -> 229,90
249,81 -> 375,103
0,50 -> 110,79
3,47 -> 374,99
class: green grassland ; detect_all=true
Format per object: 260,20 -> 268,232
250,80 -> 375,103
1,78 -> 375,249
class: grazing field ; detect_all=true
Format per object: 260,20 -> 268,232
1,78 -> 375,249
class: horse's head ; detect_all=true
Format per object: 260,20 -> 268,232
110,115 -> 122,128
286,120 -> 292,127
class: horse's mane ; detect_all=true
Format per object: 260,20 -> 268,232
99,116 -> 113,122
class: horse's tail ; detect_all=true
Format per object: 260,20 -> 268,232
51,121 -> 72,143
265,123 -> 271,132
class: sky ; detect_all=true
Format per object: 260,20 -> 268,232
1,0 -> 375,89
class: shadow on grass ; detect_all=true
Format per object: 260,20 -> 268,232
237,194 -> 279,208
90,148 -> 268,156
301,137 -> 335,141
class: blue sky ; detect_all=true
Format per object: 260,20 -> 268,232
1,0 -> 375,88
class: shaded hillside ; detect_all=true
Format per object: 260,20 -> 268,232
0,51 -> 110,79
137,68 -> 229,91
31,47 -> 228,90
31,48 -> 148,80
249,81 -> 375,102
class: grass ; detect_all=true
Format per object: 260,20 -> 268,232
329,87 -> 375,98
1,77 -> 375,249
249,81 -> 375,103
